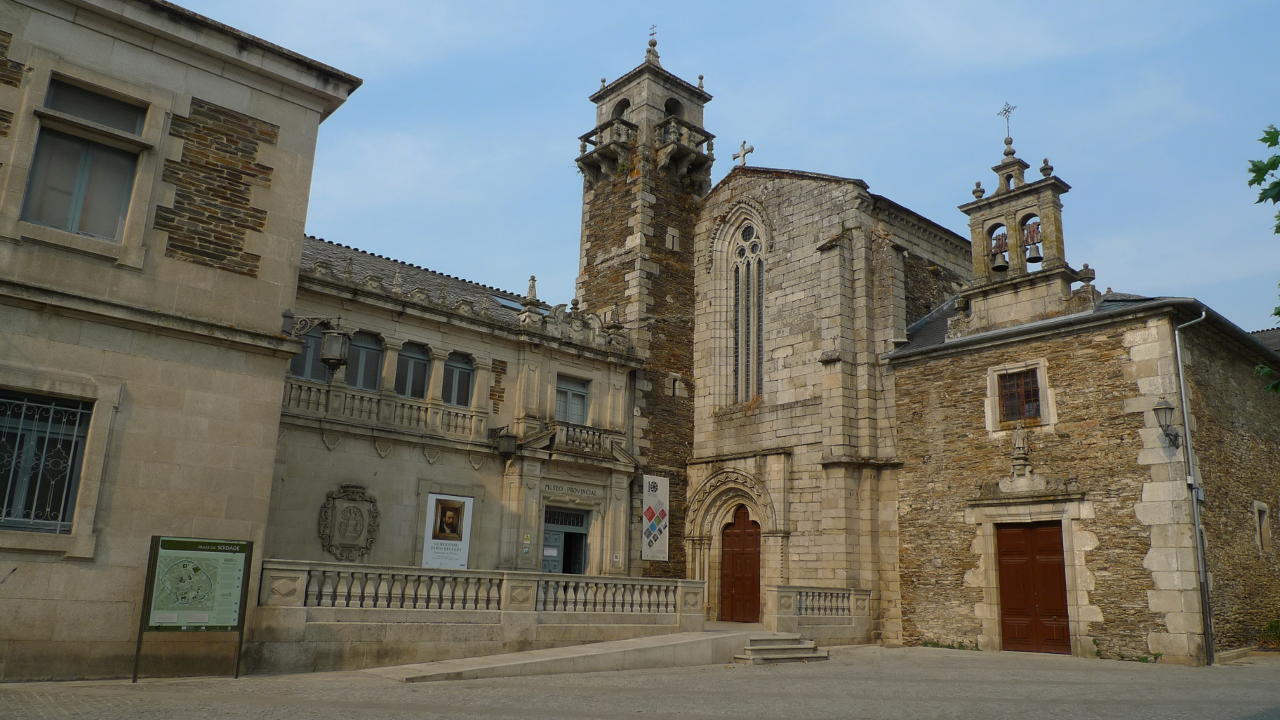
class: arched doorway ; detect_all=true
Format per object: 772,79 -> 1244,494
720,504 -> 761,622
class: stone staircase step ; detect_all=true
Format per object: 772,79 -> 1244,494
733,650 -> 830,664
744,638 -> 817,651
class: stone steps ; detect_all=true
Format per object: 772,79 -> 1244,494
733,634 -> 829,665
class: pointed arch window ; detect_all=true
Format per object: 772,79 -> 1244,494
732,224 -> 765,402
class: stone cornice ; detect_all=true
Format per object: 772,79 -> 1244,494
1,277 -> 298,357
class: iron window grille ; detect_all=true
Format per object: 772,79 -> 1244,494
0,390 -> 93,534
998,368 -> 1041,423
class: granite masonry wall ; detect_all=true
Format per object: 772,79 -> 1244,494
1182,327 -> 1280,653
892,317 -> 1172,660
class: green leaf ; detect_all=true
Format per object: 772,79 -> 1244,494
1263,125 -> 1280,148
1259,183 -> 1280,204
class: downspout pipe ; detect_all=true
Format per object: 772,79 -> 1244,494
1173,310 -> 1212,664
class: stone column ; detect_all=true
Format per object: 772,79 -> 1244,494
425,348 -> 446,403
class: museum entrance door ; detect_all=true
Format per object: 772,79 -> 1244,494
542,507 -> 588,574
997,521 -> 1070,654
720,504 -> 761,622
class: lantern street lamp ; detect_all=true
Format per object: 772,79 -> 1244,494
1152,398 -> 1181,449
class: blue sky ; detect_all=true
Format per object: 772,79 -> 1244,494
182,0 -> 1280,331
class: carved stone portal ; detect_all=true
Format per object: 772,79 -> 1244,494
318,484 -> 379,562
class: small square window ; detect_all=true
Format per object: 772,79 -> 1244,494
998,369 -> 1040,423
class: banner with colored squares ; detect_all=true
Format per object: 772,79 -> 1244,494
641,474 -> 669,561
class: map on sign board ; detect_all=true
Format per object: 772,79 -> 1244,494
146,537 -> 250,632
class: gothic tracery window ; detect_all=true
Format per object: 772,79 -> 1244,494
732,224 -> 765,402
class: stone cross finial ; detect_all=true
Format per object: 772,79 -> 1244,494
527,275 -> 537,300
733,141 -> 754,166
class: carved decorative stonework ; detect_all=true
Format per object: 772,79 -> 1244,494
318,484 -> 379,562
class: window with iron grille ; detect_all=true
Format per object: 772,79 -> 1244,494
0,390 -> 93,534
998,369 -> 1041,423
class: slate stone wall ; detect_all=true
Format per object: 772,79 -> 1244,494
157,98 -> 279,276
893,319 -> 1165,658
1183,329 -> 1280,652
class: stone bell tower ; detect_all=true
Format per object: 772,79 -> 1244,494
575,38 -> 713,577
948,135 -> 1100,339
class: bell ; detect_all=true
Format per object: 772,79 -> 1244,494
990,252 -> 1010,272
1025,242 -> 1044,264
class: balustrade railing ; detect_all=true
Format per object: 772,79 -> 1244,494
537,576 -> 678,613
261,560 -> 697,618
282,378 -> 483,440
579,118 -> 638,154
656,116 -> 713,154
795,588 -> 853,617
550,421 -> 623,457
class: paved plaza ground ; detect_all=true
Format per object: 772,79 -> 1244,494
3,646 -> 1280,720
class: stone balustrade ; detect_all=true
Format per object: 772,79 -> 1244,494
260,559 -> 702,619
537,576 -> 678,613
761,585 -> 873,645
282,378 -> 485,440
578,117 -> 638,153
656,115 -> 713,154
550,420 -> 624,458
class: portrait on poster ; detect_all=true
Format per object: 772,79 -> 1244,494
432,498 -> 465,541
423,493 -> 473,569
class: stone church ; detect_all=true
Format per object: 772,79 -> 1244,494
1,0 -> 1277,681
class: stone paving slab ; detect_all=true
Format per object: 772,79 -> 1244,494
2,647 -> 1279,720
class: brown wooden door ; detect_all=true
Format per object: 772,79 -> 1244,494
720,505 -> 761,622
997,521 -> 1070,654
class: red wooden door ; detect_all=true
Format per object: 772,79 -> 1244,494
997,521 -> 1070,654
720,505 -> 761,622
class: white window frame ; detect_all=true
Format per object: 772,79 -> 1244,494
0,59 -> 168,269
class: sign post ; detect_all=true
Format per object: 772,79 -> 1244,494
132,536 -> 253,682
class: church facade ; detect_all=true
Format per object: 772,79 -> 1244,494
2,1 -> 1278,681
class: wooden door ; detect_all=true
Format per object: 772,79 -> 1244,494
997,521 -> 1070,654
720,505 -> 761,622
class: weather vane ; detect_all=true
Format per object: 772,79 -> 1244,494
998,102 -> 1016,137
650,24 -> 657,41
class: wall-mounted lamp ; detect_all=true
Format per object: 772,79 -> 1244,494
490,427 -> 519,458
283,310 -> 350,378
1153,398 -> 1181,449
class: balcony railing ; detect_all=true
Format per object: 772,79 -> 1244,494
656,116 -> 713,155
282,378 -> 485,441
549,420 -> 625,458
578,117 -> 638,154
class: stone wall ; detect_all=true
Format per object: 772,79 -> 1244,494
1182,327 -> 1280,653
892,317 -> 1170,660
577,147 -> 698,579
158,99 -> 279,276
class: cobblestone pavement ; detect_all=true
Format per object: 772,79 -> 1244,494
3,646 -> 1280,720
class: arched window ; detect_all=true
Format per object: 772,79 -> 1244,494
288,327 -> 328,382
345,331 -> 383,391
442,352 -> 474,407
988,223 -> 1009,272
395,343 -> 431,399
664,98 -> 684,119
732,224 -> 765,402
611,99 -> 630,120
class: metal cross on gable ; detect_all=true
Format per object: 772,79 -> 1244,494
998,102 -> 1016,137
733,140 -> 754,166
